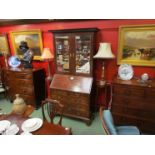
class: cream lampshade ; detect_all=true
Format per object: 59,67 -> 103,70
94,43 -> 115,80
41,48 -> 54,81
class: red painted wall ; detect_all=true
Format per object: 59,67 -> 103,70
0,19 -> 155,81
0,19 -> 155,103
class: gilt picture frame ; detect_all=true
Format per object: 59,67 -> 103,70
117,25 -> 155,66
10,30 -> 43,60
0,34 -> 10,55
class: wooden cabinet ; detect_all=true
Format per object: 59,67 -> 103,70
50,28 -> 98,77
50,74 -> 93,125
3,68 -> 46,108
112,78 -> 155,134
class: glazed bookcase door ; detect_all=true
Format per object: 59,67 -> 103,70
51,28 -> 98,77
54,34 -> 71,74
75,33 -> 93,76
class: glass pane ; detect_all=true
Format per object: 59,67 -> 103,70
75,35 -> 91,74
55,36 -> 70,73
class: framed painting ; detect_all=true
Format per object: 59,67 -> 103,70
117,25 -> 155,66
10,30 -> 43,60
0,34 -> 10,55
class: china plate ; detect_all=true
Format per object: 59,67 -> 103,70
4,124 -> 19,135
20,131 -> 33,135
0,120 -> 11,133
8,56 -> 21,68
118,64 -> 134,80
21,118 -> 43,132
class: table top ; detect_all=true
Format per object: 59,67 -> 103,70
0,114 -> 71,135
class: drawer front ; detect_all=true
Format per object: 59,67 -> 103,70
111,104 -> 155,120
113,84 -> 145,98
145,87 -> 155,102
112,95 -> 143,107
13,72 -> 32,79
7,79 -> 33,88
51,89 -> 90,118
10,87 -> 34,96
112,95 -> 155,111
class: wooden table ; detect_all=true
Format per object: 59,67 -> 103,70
0,114 -> 71,135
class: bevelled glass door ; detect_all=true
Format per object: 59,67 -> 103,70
75,34 -> 92,75
55,35 -> 70,73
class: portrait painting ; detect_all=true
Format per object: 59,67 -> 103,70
0,34 -> 10,55
117,25 -> 155,66
10,30 -> 43,60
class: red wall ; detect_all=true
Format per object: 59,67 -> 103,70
0,19 -> 155,82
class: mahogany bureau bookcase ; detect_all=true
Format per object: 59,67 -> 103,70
49,28 -> 98,125
111,78 -> 155,134
3,68 -> 46,109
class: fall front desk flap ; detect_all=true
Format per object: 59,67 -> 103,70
50,74 -> 93,94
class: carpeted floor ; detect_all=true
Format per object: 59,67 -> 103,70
0,97 -> 104,135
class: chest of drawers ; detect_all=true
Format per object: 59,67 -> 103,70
112,78 -> 155,134
50,74 -> 93,125
3,68 -> 46,108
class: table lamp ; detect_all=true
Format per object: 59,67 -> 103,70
94,43 -> 115,81
41,48 -> 54,81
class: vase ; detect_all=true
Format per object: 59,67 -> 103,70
12,94 -> 27,115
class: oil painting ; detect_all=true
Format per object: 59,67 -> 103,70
0,34 -> 9,55
117,25 -> 155,66
10,30 -> 43,60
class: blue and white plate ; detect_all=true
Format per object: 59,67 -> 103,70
8,56 -> 21,68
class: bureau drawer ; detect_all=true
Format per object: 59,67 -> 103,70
13,72 -> 32,79
8,79 -> 33,87
51,89 -> 89,106
64,106 -> 90,117
112,95 -> 144,107
112,104 -> 155,120
145,88 -> 155,102
113,95 -> 155,110
113,84 -> 145,98
10,87 -> 34,95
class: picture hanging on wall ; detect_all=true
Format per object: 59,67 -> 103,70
10,30 -> 43,60
0,34 -> 10,55
117,25 -> 155,66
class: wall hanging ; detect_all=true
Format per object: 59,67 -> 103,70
0,34 -> 10,55
10,30 -> 43,60
118,25 -> 155,66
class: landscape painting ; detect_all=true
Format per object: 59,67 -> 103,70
10,30 -> 43,60
117,25 -> 155,66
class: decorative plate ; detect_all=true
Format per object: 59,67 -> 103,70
21,118 -> 43,132
8,56 -> 21,68
118,64 -> 134,80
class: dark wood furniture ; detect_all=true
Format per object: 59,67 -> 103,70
50,74 -> 93,125
3,68 -> 46,109
50,28 -> 98,77
112,78 -> 155,134
42,98 -> 64,125
0,114 -> 71,135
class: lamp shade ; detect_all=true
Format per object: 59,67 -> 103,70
41,48 -> 54,60
93,43 -> 115,59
